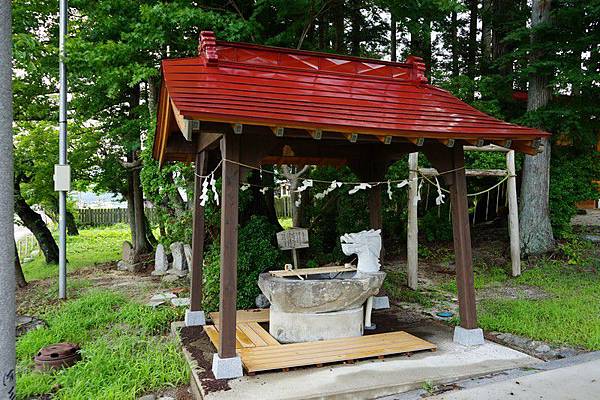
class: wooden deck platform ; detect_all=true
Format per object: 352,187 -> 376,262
204,309 -> 437,373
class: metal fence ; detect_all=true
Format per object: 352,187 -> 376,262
77,208 -> 159,226
16,234 -> 39,261
274,196 -> 292,218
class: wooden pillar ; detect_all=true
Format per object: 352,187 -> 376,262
368,185 -> 382,230
218,133 -> 240,359
448,146 -> 477,329
407,152 -> 419,290
190,151 -> 207,312
506,150 -> 521,276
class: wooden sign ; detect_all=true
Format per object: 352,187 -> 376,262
276,228 -> 309,251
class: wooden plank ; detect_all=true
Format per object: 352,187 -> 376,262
204,325 -> 244,350
218,132 -> 241,359
234,326 -> 256,348
239,331 -> 436,373
245,322 -> 281,347
237,323 -> 269,347
269,265 -> 356,278
209,309 -> 270,326
190,151 -> 206,311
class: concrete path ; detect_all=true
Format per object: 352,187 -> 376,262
429,358 -> 600,400
193,322 -> 538,400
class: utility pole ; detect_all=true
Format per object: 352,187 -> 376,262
55,0 -> 70,299
0,0 -> 17,397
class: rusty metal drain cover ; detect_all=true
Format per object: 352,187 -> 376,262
34,343 -> 81,370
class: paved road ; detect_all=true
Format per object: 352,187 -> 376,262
429,358 -> 600,400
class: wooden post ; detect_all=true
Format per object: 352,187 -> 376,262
407,152 -> 418,290
368,185 -> 382,230
190,151 -> 207,312
448,146 -> 477,329
506,150 -> 521,276
218,133 -> 240,359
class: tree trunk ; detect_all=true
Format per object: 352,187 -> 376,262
467,0 -> 478,79
481,0 -> 492,73
14,182 -> 59,264
318,14 -> 326,50
410,20 -> 432,77
349,0 -> 361,56
281,165 -> 310,227
519,0 -> 554,255
332,0 -> 345,54
66,210 -> 79,236
145,213 -> 157,246
390,13 -> 397,62
450,11 -> 459,76
14,241 -> 27,288
130,163 -> 152,256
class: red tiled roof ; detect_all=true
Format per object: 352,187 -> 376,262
154,31 -> 548,162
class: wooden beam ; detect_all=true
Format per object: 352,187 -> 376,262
345,132 -> 359,143
506,150 -> 521,277
271,126 -> 285,137
419,167 -> 507,177
448,146 -> 478,329
463,144 -> 510,153
197,132 -> 222,153
493,139 -> 512,148
378,135 -> 392,145
408,137 -> 425,146
309,128 -> 323,140
232,123 -> 243,134
190,151 -> 207,311
218,133 -> 241,359
510,140 -> 539,155
465,138 -> 485,147
407,152 -> 419,290
440,138 -> 455,148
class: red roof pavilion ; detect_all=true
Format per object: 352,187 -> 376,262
154,31 -> 548,165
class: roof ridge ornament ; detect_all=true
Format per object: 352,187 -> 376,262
405,55 -> 428,83
199,31 -> 218,67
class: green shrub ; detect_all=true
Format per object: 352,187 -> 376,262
549,148 -> 600,238
420,205 -> 453,242
203,215 -> 283,311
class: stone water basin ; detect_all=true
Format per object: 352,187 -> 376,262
258,271 -> 386,343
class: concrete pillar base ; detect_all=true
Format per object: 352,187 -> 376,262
212,354 -> 243,379
184,310 -> 206,327
453,326 -> 485,346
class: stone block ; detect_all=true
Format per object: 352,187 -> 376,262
453,326 -> 485,346
270,307 -> 364,343
212,354 -> 243,379
170,242 -> 188,276
372,296 -> 390,310
152,244 -> 169,276
183,244 -> 193,270
185,310 -> 206,327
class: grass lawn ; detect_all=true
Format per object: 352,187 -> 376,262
476,260 -> 600,350
17,291 -> 188,400
430,237 -> 600,350
17,225 -> 189,399
22,224 -> 131,281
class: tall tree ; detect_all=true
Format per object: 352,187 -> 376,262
519,0 -> 554,255
0,1 -> 16,395
14,241 -> 27,288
